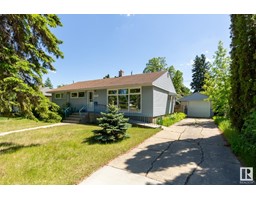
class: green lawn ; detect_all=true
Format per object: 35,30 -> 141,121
0,117 -> 51,133
0,124 -> 160,184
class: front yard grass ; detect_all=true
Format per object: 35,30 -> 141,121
0,117 -> 51,133
0,124 -> 160,184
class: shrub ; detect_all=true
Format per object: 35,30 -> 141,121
213,116 -> 256,180
157,112 -> 186,127
94,104 -> 130,143
33,99 -> 62,123
242,111 -> 256,144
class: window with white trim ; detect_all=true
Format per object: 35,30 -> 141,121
71,92 -> 78,98
55,93 -> 64,99
78,92 -> 85,98
107,88 -> 141,112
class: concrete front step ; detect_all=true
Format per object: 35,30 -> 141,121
66,117 -> 81,120
71,112 -> 87,116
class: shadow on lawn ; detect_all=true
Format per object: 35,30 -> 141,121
0,142 -> 40,155
82,135 -> 128,145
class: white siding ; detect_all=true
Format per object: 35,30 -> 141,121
52,92 -> 67,107
94,89 -> 107,105
152,71 -> 176,94
68,91 -> 87,111
153,87 -> 169,116
187,101 -> 211,118
141,86 -> 154,117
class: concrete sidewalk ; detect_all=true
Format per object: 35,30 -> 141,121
80,118 -> 242,185
0,123 -> 70,137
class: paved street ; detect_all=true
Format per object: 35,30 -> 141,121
80,118 -> 242,185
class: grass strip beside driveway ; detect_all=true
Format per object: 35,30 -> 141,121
0,124 -> 160,184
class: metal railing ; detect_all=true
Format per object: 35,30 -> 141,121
79,105 -> 87,116
64,107 -> 71,118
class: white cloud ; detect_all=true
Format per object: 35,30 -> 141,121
49,70 -> 57,74
179,59 -> 194,67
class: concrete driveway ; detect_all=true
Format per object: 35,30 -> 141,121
80,118 -> 242,185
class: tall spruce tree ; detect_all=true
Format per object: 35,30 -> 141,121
190,54 -> 210,93
230,14 -> 256,130
44,77 -> 53,89
0,14 -> 63,121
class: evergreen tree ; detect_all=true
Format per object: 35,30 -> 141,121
0,14 -> 63,121
190,54 -> 210,93
203,41 -> 231,116
103,74 -> 110,79
230,14 -> 256,130
94,104 -> 130,143
44,77 -> 53,89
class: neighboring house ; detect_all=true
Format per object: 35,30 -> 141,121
48,70 -> 177,123
40,87 -> 52,101
179,92 -> 213,118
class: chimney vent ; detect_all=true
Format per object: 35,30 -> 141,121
119,70 -> 124,77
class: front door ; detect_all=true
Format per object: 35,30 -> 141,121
87,91 -> 94,112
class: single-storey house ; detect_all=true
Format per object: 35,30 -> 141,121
48,70 -> 177,123
179,92 -> 213,118
40,87 -> 52,101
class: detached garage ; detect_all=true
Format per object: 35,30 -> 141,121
179,93 -> 213,118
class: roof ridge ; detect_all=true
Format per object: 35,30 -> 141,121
75,70 -> 166,84
48,70 -> 167,92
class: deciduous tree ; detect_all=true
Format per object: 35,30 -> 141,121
203,41 -> 231,116
143,57 -> 167,73
168,65 -> 190,96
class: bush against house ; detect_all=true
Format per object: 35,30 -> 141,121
94,104 -> 130,143
157,112 -> 186,127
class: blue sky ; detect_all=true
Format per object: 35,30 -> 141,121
44,14 -> 231,89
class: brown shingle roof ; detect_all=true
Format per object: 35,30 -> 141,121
48,71 -> 166,93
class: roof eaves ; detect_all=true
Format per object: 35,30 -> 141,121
47,82 -> 153,93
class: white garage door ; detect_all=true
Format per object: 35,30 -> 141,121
187,101 -> 211,118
